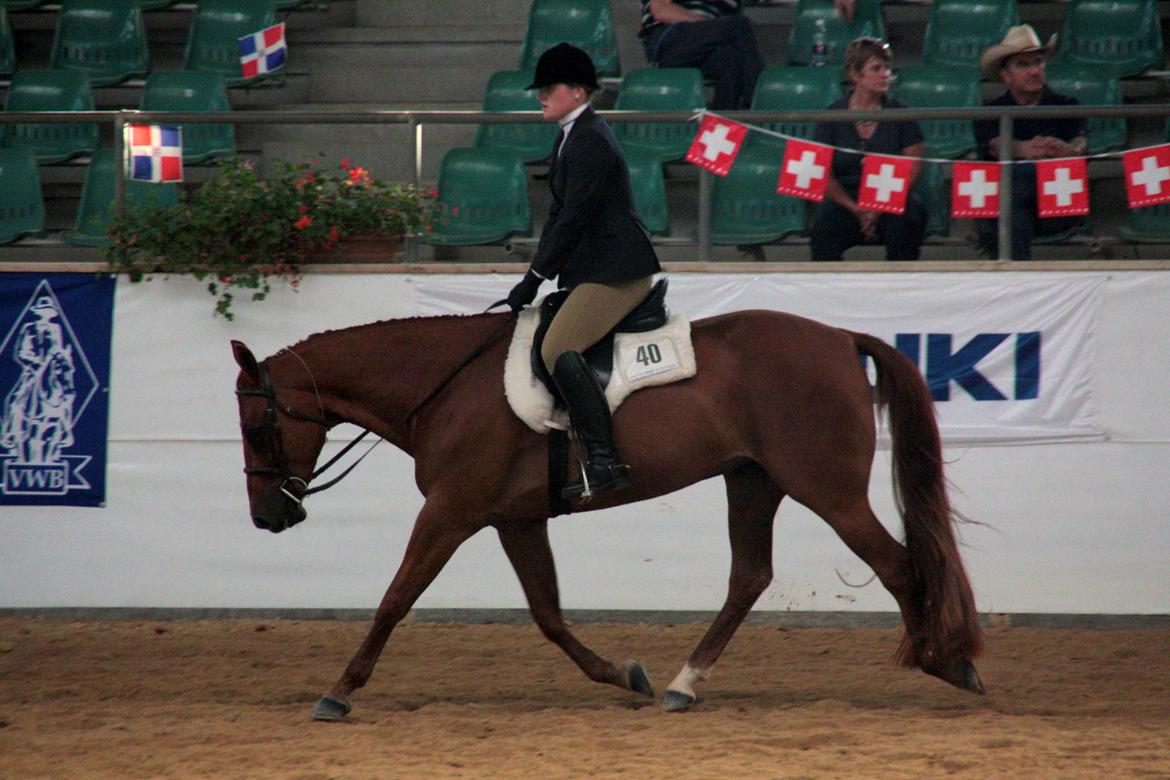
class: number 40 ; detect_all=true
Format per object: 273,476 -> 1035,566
636,344 -> 662,366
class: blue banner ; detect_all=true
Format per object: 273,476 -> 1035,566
0,273 -> 115,507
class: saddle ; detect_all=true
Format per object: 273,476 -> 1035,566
530,278 -> 670,403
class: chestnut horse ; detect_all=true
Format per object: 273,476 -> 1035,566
231,308 -> 984,721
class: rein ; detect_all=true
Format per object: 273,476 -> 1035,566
239,313 -> 515,504
403,313 -> 516,424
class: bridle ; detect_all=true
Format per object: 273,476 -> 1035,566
236,312 -> 515,509
236,361 -> 377,507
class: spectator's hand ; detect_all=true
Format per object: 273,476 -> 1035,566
1016,137 -> 1054,160
505,271 -> 543,314
857,209 -> 879,241
833,0 -> 855,22
1037,136 -> 1083,158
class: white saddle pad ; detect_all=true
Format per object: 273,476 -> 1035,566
504,305 -> 697,435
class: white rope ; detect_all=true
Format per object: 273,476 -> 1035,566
692,108 -> 1140,167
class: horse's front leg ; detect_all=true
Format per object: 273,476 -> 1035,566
663,463 -> 783,712
497,519 -> 655,699
311,503 -> 478,721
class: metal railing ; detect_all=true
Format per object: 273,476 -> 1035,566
2,103 -> 1168,262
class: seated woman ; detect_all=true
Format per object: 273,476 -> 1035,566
808,38 -> 926,261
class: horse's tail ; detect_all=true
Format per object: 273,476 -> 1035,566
851,332 -> 984,668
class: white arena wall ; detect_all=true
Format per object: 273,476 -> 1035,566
1,269 -> 1167,615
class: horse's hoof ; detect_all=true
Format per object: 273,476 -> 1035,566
960,660 -> 986,695
924,659 -> 986,695
309,695 -> 351,721
661,690 -> 695,713
624,660 -> 654,698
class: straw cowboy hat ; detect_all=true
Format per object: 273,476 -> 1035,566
980,25 -> 1057,80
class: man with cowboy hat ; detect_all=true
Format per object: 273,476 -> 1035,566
973,25 -> 1088,260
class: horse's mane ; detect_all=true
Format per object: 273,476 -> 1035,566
273,310 -> 507,361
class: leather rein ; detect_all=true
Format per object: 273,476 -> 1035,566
236,314 -> 515,505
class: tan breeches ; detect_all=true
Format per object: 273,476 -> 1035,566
541,275 -> 654,374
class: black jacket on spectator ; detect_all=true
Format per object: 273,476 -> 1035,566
973,86 -> 1087,159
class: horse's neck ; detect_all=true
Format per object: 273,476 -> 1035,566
286,315 -> 506,445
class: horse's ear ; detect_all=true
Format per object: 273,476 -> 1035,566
231,340 -> 261,382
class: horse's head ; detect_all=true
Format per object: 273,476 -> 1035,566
232,340 -> 328,533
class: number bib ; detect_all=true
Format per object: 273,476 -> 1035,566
619,335 -> 682,383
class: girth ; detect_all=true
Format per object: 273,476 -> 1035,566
530,278 -> 669,402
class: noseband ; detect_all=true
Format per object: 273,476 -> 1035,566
237,361 -> 375,507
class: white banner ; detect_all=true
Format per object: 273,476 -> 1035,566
412,272 -> 1105,444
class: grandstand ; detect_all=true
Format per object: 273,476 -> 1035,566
0,0 -> 1168,262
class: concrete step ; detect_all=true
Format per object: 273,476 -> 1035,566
356,0 -> 531,27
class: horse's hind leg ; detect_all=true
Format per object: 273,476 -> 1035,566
311,503 -> 477,721
662,462 -> 783,712
497,520 -> 655,699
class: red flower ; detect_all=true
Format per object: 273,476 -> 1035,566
348,166 -> 370,185
295,215 -> 312,230
339,156 -> 351,170
328,226 -> 340,242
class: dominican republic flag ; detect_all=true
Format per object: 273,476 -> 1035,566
685,115 -> 747,176
125,124 -> 183,183
239,23 -> 286,79
857,154 -> 913,214
1036,158 -> 1089,218
951,162 -> 1001,218
776,139 -> 832,201
1122,144 -> 1170,208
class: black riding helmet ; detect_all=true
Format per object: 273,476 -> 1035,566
526,42 -> 599,91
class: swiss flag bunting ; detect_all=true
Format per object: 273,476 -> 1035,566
1036,158 -> 1089,217
857,154 -> 913,214
951,162 -> 1001,218
1122,145 -> 1170,208
776,139 -> 833,201
685,115 -> 747,176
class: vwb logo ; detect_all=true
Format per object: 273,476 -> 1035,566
0,281 -> 97,496
894,332 -> 1041,401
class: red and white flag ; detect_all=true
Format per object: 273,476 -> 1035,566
776,139 -> 833,201
857,154 -> 913,214
951,162 -> 1001,218
1036,158 -> 1089,217
1122,144 -> 1170,208
685,115 -> 747,176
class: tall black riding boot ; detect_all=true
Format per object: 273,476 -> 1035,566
552,351 -> 631,500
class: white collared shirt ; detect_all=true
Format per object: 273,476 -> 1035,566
556,102 -> 590,158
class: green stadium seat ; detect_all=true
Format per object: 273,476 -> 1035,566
474,70 -> 559,164
1057,0 -> 1165,77
913,160 -> 950,238
0,148 -> 45,244
892,65 -> 981,159
62,148 -> 180,247
140,71 -> 237,164
0,8 -> 15,78
625,152 -> 670,237
519,0 -> 620,79
749,66 -> 842,146
787,0 -> 883,66
613,67 -> 705,164
711,142 -> 806,245
922,0 -> 1019,69
50,0 -> 150,87
185,0 -> 279,87
1044,63 -> 1126,155
1,70 -> 99,164
424,147 -> 532,246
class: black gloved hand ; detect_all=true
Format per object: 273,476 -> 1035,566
505,271 -> 543,314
